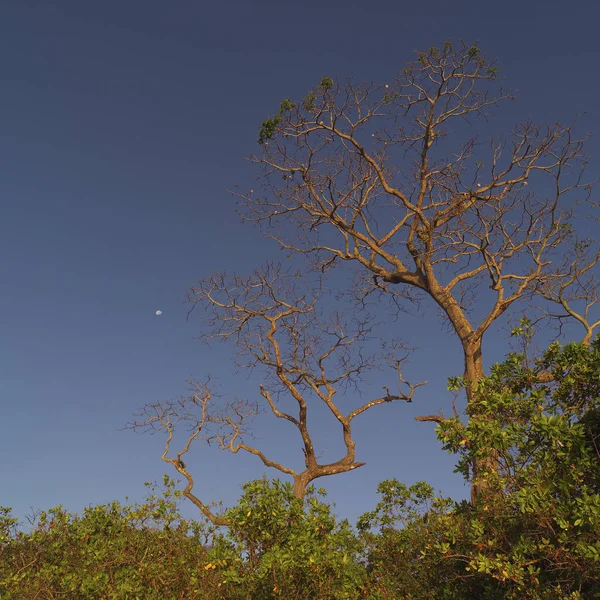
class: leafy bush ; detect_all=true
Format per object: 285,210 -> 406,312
359,338 -> 600,600
0,476 -> 212,599
3,339 -> 599,599
204,477 -> 367,599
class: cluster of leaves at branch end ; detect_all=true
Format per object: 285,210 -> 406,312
302,91 -> 316,112
468,45 -> 480,58
319,75 -> 334,90
510,316 -> 535,340
257,98 -> 296,145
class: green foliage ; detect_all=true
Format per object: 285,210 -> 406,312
3,340 -> 599,598
1,477 -> 366,599
302,91 -> 317,112
361,338 -> 600,599
258,98 -> 296,145
206,477 -> 367,599
510,316 -> 534,340
319,76 -> 334,90
0,476 -> 212,599
468,45 -> 480,58
0,507 -> 18,544
357,482 -> 460,599
258,72 -> 338,143
278,98 -> 296,113
258,113 -> 282,145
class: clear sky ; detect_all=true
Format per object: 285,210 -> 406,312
2,0 -> 599,528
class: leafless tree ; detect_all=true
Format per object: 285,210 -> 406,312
239,41 -> 599,501
130,264 -> 423,524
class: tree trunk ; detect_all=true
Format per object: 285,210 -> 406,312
293,474 -> 310,499
464,338 -> 498,505
431,291 -> 496,505
464,339 -> 484,388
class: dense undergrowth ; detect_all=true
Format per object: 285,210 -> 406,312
2,340 -> 599,599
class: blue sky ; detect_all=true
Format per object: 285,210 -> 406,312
2,0 -> 599,527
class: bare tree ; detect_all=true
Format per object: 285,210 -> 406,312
130,265 -> 423,524
240,41 -> 599,501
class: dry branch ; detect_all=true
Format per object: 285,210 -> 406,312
239,41 -> 599,502
130,264 -> 424,520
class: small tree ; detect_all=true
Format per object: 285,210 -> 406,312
242,41 -> 599,499
205,478 -> 367,599
131,264 -> 423,524
360,337 -> 600,599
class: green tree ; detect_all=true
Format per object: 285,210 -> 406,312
360,336 -> 600,599
357,481 -> 459,599
204,478 -> 367,599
